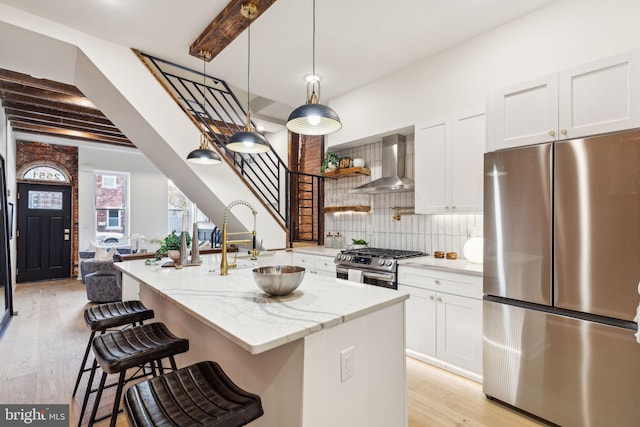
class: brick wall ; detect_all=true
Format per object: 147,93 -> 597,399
290,134 -> 323,242
16,141 -> 79,276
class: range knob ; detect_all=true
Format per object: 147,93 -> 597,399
378,259 -> 385,266
385,260 -> 393,266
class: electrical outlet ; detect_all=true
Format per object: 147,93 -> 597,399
340,346 -> 354,382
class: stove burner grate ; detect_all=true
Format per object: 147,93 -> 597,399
341,247 -> 427,259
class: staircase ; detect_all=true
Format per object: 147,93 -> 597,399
136,51 -> 324,247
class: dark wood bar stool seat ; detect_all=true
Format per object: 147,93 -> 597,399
124,361 -> 264,427
72,300 -> 155,397
79,322 -> 189,427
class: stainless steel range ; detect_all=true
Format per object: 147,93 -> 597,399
335,248 -> 427,289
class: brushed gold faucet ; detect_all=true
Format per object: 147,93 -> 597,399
220,200 -> 258,276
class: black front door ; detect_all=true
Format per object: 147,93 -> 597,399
17,183 -> 72,282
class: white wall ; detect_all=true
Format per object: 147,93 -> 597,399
78,146 -> 167,251
327,0 -> 640,147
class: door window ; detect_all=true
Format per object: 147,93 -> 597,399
27,190 -> 64,210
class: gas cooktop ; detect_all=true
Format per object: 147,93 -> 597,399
340,247 -> 427,259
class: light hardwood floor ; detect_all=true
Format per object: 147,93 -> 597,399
0,279 -> 549,427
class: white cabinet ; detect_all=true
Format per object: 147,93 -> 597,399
490,50 -> 640,150
398,284 -> 436,358
398,266 -> 483,382
415,107 -> 485,214
292,252 -> 335,277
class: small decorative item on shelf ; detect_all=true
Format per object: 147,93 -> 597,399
339,156 -> 351,169
334,232 -> 344,249
321,152 -> 340,173
353,158 -> 365,168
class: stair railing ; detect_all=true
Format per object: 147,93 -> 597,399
135,51 -> 323,246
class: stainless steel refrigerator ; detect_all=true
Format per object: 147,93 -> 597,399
483,130 -> 640,427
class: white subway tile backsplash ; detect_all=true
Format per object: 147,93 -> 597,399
323,141 -> 482,259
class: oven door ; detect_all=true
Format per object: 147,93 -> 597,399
336,267 -> 396,290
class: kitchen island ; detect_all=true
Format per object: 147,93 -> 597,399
115,253 -> 409,427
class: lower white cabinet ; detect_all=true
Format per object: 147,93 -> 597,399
398,266 -> 483,382
292,252 -> 336,277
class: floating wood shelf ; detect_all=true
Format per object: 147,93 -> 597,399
323,167 -> 371,179
323,205 -> 371,213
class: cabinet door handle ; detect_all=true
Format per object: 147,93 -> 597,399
560,129 -> 567,135
429,295 -> 435,300
549,130 -> 556,137
437,297 -> 443,302
434,279 -> 440,285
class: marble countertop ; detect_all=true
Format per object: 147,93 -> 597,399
115,254 -> 408,355
398,255 -> 483,276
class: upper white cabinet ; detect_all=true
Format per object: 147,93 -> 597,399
489,50 -> 640,150
415,107 -> 486,214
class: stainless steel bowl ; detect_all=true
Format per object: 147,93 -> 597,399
252,265 -> 305,296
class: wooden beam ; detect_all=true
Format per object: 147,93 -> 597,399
10,121 -> 134,147
2,103 -> 117,127
0,92 -> 107,118
0,68 -> 85,97
189,0 -> 277,60
0,81 -> 97,109
5,110 -> 127,138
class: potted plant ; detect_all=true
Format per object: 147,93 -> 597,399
351,238 -> 368,249
155,230 -> 191,261
321,152 -> 341,173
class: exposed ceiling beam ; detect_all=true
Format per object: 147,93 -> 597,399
3,103 -> 117,127
189,0 -> 277,61
0,67 -> 136,146
10,121 -> 133,147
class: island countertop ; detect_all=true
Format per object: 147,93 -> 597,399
115,254 -> 409,355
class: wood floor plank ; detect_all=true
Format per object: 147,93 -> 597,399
0,278 -> 549,427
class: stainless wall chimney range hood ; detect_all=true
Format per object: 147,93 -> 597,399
349,134 -> 414,194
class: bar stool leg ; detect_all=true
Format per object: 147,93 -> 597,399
87,371 -> 107,427
78,359 -> 99,427
108,371 -> 127,427
72,330 -> 96,397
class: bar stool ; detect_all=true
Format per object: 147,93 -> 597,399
79,322 -> 189,427
124,361 -> 264,427
72,300 -> 155,398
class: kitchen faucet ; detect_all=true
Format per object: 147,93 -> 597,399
220,200 -> 258,275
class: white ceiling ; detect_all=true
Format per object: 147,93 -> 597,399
0,0 -> 557,126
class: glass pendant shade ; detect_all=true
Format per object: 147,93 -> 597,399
187,133 -> 222,164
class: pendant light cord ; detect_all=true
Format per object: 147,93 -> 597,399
202,56 -> 206,118
247,12 -> 251,116
312,0 -> 316,77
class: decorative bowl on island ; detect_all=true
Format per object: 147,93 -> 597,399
252,265 -> 305,296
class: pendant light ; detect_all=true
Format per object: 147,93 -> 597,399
227,3 -> 271,154
286,0 -> 342,136
187,50 -> 222,164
